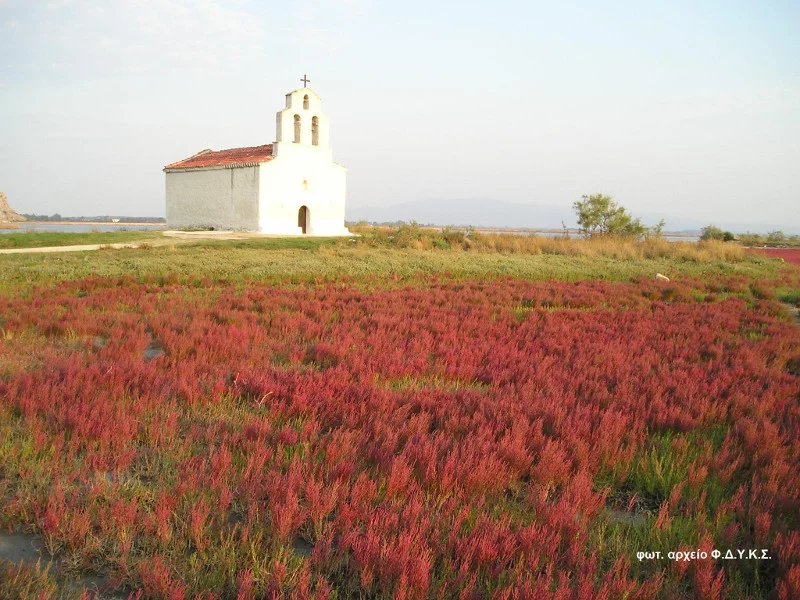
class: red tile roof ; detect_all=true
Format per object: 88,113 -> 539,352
164,144 -> 274,171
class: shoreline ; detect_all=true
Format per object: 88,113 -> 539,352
9,222 -> 699,237
23,221 -> 166,226
412,225 -> 701,238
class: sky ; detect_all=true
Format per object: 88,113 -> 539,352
1,0 -> 798,230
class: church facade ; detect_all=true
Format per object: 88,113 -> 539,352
164,85 -> 350,236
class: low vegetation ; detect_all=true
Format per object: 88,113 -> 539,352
349,223 -> 743,260
0,230 -> 791,299
0,230 -> 164,250
0,229 -> 798,599
701,226 -> 800,247
738,231 -> 800,248
0,559 -> 61,600
1,273 -> 799,598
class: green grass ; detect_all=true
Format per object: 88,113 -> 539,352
0,230 -> 165,249
2,225 -> 796,298
0,559 -> 61,600
373,373 -> 490,394
776,287 -> 800,306
183,236 -> 343,251
0,240 -> 792,298
591,425 -> 776,599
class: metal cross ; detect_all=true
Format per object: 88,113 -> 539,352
301,74 -> 310,88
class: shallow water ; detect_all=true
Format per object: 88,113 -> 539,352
0,224 -> 166,234
0,223 -> 699,242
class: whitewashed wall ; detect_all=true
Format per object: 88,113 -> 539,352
258,143 -> 348,235
261,87 -> 349,236
276,89 -> 330,149
165,86 -> 349,235
165,167 -> 259,230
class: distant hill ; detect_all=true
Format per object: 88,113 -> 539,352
346,199 -> 572,229
638,212 -> 800,236
347,199 -> 799,235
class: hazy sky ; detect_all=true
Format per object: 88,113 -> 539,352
1,0 -> 798,229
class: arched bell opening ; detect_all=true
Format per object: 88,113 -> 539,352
311,116 -> 319,146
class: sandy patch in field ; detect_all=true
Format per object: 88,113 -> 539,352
0,530 -> 44,566
0,529 -> 128,599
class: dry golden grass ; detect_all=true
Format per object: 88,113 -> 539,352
349,225 -> 747,263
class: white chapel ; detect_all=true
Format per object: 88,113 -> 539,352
164,80 -> 350,235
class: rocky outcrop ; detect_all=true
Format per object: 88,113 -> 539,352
0,192 -> 25,222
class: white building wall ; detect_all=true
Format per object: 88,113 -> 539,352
262,86 -> 349,236
165,86 -> 348,235
258,143 -> 349,236
166,166 -> 259,230
276,89 -> 330,148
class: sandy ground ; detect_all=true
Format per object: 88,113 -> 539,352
0,232 -> 231,255
0,530 -> 44,566
0,529 -> 127,598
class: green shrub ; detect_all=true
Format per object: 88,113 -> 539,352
573,193 -> 649,239
700,225 -> 725,241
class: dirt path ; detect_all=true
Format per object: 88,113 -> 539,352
0,230 -> 341,255
0,242 -> 147,255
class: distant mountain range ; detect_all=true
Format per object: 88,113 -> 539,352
346,199 -> 799,235
636,212 -> 800,236
347,199 -> 572,230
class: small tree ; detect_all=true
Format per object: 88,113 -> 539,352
700,225 -> 725,241
767,230 -> 786,243
646,219 -> 666,240
573,193 -> 648,238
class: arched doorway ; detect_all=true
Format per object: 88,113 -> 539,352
298,205 -> 310,234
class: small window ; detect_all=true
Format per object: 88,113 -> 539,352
311,116 -> 319,146
293,114 -> 301,143
303,95 -> 309,110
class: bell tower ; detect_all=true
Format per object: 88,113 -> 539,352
257,76 -> 349,236
275,78 -> 330,150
